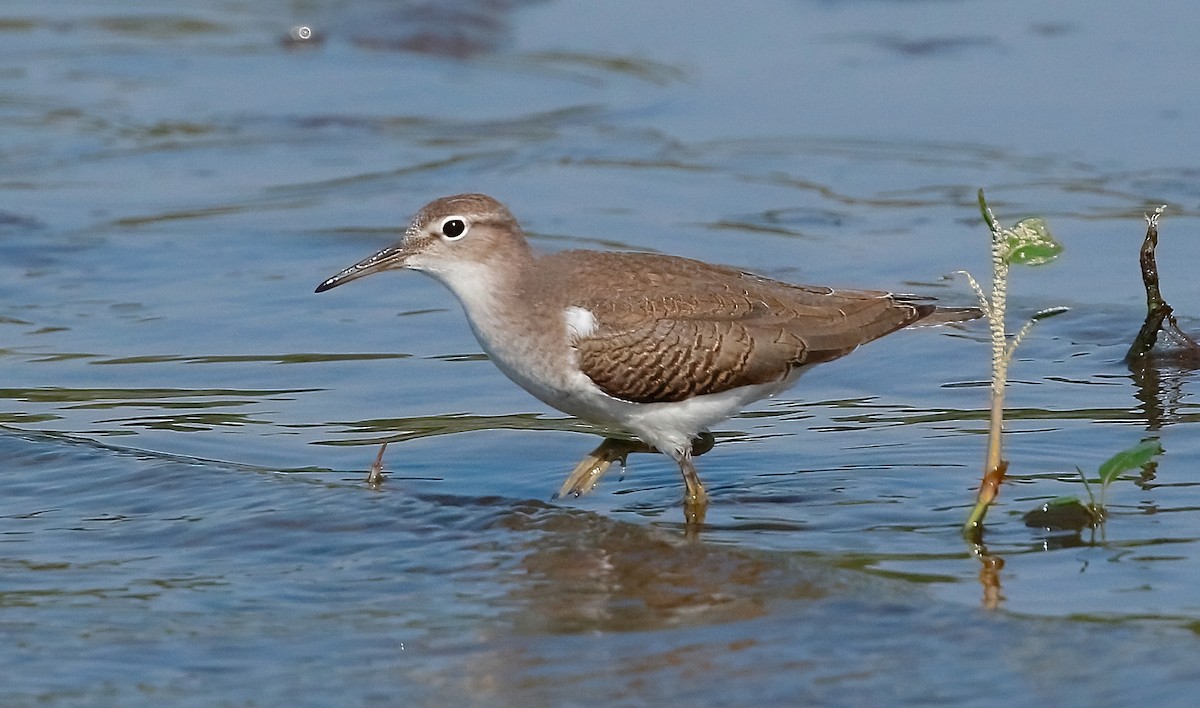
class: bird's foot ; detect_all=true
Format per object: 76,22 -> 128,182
556,438 -> 653,498
556,434 -> 719,530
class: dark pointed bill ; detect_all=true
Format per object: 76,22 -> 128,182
314,244 -> 409,293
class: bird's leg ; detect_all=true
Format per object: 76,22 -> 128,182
556,433 -> 719,500
674,446 -> 708,527
557,437 -> 653,498
366,442 -> 389,487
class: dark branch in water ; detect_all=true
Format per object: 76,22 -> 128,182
1125,207 -> 1200,366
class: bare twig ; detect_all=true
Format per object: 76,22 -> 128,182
1125,207 -> 1200,365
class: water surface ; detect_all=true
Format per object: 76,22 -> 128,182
3,0 -> 1200,704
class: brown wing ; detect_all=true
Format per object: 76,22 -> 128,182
555,252 -> 932,404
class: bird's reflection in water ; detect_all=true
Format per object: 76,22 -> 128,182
487,503 -> 835,635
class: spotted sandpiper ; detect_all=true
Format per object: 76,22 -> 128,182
316,194 -> 978,523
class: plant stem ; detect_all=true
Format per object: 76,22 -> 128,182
964,189 -> 1010,537
983,191 -> 1008,476
986,371 -> 1006,473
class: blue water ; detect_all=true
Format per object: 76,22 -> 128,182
3,0 -> 1200,704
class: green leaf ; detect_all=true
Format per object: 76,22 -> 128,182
1003,218 -> 1063,266
978,188 -> 1000,234
1097,439 -> 1163,487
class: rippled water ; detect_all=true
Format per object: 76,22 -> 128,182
4,0 -> 1200,704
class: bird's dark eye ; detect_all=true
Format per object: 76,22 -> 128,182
441,218 -> 467,240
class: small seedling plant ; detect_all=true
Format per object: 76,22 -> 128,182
959,190 -> 1065,537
